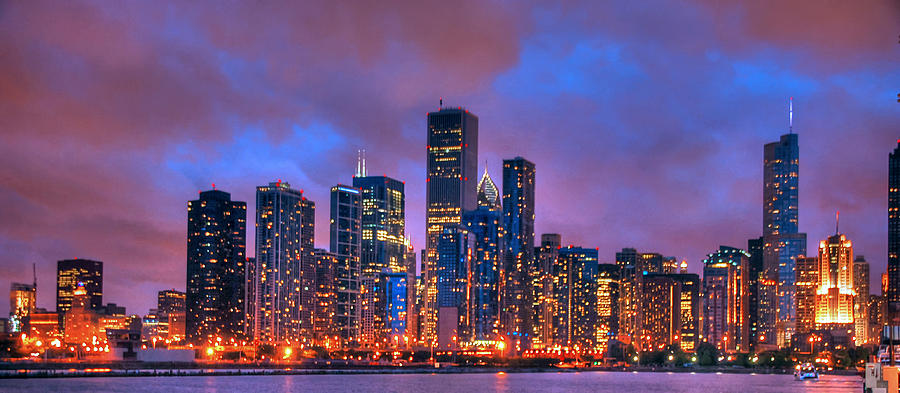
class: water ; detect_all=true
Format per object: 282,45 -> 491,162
0,371 -> 862,392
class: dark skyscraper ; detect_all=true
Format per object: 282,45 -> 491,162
763,129 -> 806,346
353,163 -> 406,275
252,181 -> 315,342
889,141 -> 900,304
185,190 -> 247,344
56,259 -> 103,314
434,226 -> 472,349
501,157 -> 536,351
747,236 -> 764,349
331,184 -> 362,344
424,107 -> 478,343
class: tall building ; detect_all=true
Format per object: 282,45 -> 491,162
434,226 -> 472,349
532,234 -> 559,348
815,233 -> 855,326
670,273 -> 701,352
157,289 -> 186,340
63,282 -> 100,345
186,189 -> 246,345
501,157 -> 535,351
378,271 -> 408,345
424,107 -> 478,343
795,256 -> 819,334
57,259 -> 103,314
313,249 -> 337,346
870,295 -> 888,344
616,248 -> 638,345
331,184 -> 362,345
853,256 -> 870,344
353,167 -> 405,275
890,141 -> 900,303
252,181 -> 316,342
559,246 -> 599,349
9,282 -> 36,333
762,128 -> 806,346
637,274 -> 681,352
701,246 -> 750,353
462,192 -> 504,343
746,237 -> 765,349
596,264 -> 620,353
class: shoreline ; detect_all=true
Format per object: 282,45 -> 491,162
0,364 -> 862,380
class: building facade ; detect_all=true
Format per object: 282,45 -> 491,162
353,174 -> 405,275
701,246 -> 750,353
501,157 -> 535,351
462,199 -> 504,343
853,256 -> 870,344
889,141 -> 900,304
331,184 -> 362,345
815,234 -> 855,327
57,259 -> 103,314
795,256 -> 819,334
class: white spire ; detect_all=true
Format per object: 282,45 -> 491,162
789,96 -> 793,134
355,149 -> 367,177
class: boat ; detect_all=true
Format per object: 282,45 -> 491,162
794,363 -> 818,380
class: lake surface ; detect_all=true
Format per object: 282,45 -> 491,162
0,371 -> 863,392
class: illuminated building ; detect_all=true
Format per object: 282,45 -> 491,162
869,295 -> 887,343
252,181 -> 316,342
762,122 -> 806,346
560,246 -> 598,348
463,192 -> 504,343
57,259 -> 103,314
616,248 -> 638,344
313,249 -> 336,345
637,274 -> 680,351
353,164 -> 406,276
424,107 -> 478,343
501,157 -> 535,351
890,141 -> 900,303
701,246 -> 750,352
378,271 -> 408,343
815,233 -> 855,326
63,282 -> 101,345
29,311 -> 60,340
532,234 -> 560,348
746,237 -> 766,350
157,289 -> 186,340
673,273 -> 701,352
331,184 -> 362,345
9,282 -> 36,333
596,264 -> 620,352
434,226 -> 472,349
186,189 -> 247,344
795,256 -> 818,334
360,275 -> 376,346
404,246 -> 417,346
853,256 -> 869,344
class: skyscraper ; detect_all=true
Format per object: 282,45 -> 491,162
424,107 -> 478,343
889,141 -> 900,304
560,246 -> 599,349
853,256 -> 870,344
747,237 -> 765,349
186,189 -> 247,345
795,256 -> 819,334
596,264 -> 620,353
763,128 -> 806,346
353,166 -> 406,276
815,233 -> 854,326
501,157 -> 535,351
331,184 -> 362,345
57,259 -> 103,314
9,282 -> 36,333
434,226 -> 472,349
701,246 -> 749,353
637,274 -> 681,352
252,181 -> 315,342
532,234 -> 559,348
463,183 -> 504,343
313,249 -> 337,345
670,273 -> 701,352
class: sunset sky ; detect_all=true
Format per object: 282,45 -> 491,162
1,1 -> 898,317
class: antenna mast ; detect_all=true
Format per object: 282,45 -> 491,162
789,97 -> 793,134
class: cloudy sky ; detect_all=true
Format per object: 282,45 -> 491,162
1,1 -> 898,316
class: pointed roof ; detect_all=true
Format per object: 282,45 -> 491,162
477,168 -> 501,209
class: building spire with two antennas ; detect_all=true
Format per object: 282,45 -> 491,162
356,149 -> 367,178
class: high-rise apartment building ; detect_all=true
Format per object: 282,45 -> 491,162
559,246 -> 598,348
331,184 -> 362,345
853,256 -> 870,344
701,246 -> 750,353
353,170 -> 405,276
889,141 -> 900,303
596,264 -> 620,352
186,189 -> 246,344
501,157 -> 535,351
532,234 -> 560,348
795,256 -> 819,334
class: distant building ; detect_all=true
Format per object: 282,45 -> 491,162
795,256 -> 819,334
637,274 -> 680,352
157,289 -> 186,340
9,282 -> 36,333
532,234 -> 560,348
463,189 -> 504,343
331,184 -> 362,345
434,226 -> 472,349
889,141 -> 900,303
596,264 -> 620,353
63,283 -> 100,345
378,271 -> 408,344
424,107 -> 478,344
252,181 -> 316,342
701,246 -> 750,352
815,234 -> 855,327
186,189 -> 247,345
559,246 -> 599,349
853,256 -> 870,344
353,170 -> 406,275
869,295 -> 887,343
313,249 -> 337,346
746,237 -> 765,350
501,157 -> 535,351
57,259 -> 103,314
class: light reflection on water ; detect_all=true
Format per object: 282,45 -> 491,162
0,371 -> 862,393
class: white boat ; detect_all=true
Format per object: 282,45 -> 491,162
794,363 -> 818,380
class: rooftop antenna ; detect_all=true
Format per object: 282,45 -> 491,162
789,96 -> 793,134
362,150 -> 367,177
32,263 -> 36,289
835,210 -> 840,235
439,97 -> 443,109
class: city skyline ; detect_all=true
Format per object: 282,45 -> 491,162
1,1 -> 899,322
